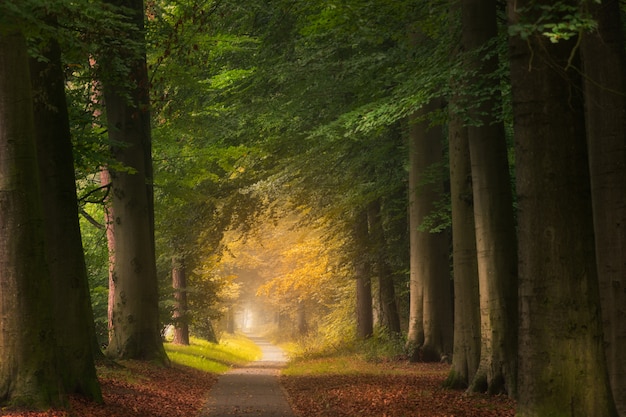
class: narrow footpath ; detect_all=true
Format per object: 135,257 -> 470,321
201,335 -> 295,417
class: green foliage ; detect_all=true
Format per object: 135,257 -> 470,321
358,327 -> 408,362
79,205 -> 110,344
0,0 -> 47,34
78,0 -> 508,356
509,0 -> 599,43
70,0 -> 495,357
145,1 -> 279,338
191,1 -> 440,347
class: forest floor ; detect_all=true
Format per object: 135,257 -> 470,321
1,360 -> 515,417
1,335 -> 515,417
282,360 -> 515,417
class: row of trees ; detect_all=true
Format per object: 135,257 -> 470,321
146,0 -> 626,414
191,0 -> 625,415
1,0 -> 625,416
0,0 -> 169,407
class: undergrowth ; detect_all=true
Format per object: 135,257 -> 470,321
283,327 -> 410,376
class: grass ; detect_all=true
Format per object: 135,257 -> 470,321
97,361 -> 152,384
164,333 -> 262,373
282,353 -> 441,377
281,329 -> 424,377
282,355 -> 380,376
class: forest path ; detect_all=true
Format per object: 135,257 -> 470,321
200,334 -> 295,417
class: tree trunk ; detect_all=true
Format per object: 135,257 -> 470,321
581,1 -> 626,414
226,306 -> 235,334
509,2 -> 617,414
104,107 -> 166,362
445,89 -> 481,388
406,118 -> 424,351
103,0 -> 168,364
297,300 -> 308,336
172,256 -> 190,345
30,34 -> 102,401
355,209 -> 373,339
101,169 -> 116,345
0,30 -> 64,408
368,199 -> 401,334
85,76 -> 108,360
463,0 -> 518,396
407,102 -> 453,361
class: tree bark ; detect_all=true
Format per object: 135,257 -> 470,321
406,118 -> 425,351
172,256 -> 190,345
101,169 -> 116,345
445,89 -> 481,388
103,0 -> 168,364
581,1 -> 626,414
30,34 -> 102,401
354,209 -> 373,339
368,199 -> 401,334
509,1 -> 617,414
104,105 -> 166,362
0,30 -> 64,408
463,0 -> 518,396
407,102 -> 453,361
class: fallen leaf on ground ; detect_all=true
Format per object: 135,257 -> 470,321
1,361 -> 217,417
281,363 -> 516,417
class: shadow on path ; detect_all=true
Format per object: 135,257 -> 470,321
200,335 -> 294,417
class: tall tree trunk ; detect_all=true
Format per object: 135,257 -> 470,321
103,0 -> 168,364
172,256 -> 190,345
101,169 -> 116,345
445,89 -> 481,388
30,34 -> 102,401
406,117 -> 424,350
354,209 -> 373,339
0,30 -> 64,408
368,199 -> 401,334
509,2 -> 617,414
407,102 -> 453,361
85,68 -> 108,360
581,1 -> 626,414
463,0 -> 518,395
297,300 -> 308,336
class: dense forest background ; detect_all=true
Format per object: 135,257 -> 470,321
1,0 -> 625,415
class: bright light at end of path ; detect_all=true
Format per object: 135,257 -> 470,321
243,307 -> 255,331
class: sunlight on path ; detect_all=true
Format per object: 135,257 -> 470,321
200,334 -> 294,417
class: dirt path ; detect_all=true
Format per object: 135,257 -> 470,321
200,335 -> 294,417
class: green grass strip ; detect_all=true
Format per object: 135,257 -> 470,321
165,333 -> 262,374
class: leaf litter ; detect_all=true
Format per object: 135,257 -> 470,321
281,362 -> 516,417
1,361 -> 216,417
1,361 -> 515,416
